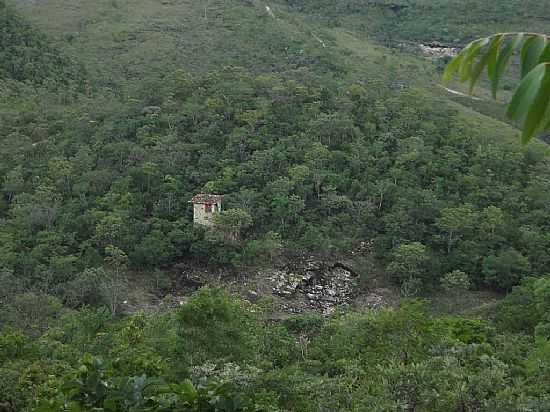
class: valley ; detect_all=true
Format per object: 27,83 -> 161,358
2,0 -> 550,410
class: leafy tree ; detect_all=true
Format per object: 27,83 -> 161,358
435,204 -> 477,254
244,231 -> 283,264
304,142 -> 331,200
0,0 -> 84,86
177,288 -> 259,364
0,293 -> 63,337
102,245 -> 129,317
212,209 -> 253,243
132,230 -> 176,268
482,248 -> 530,290
441,270 -> 471,294
497,275 -> 550,338
386,242 -> 429,289
61,267 -> 109,308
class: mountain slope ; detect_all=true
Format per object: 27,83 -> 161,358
2,0 -> 550,297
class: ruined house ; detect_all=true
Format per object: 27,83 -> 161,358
190,193 -> 222,226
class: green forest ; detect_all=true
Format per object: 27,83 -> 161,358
1,0 -> 550,410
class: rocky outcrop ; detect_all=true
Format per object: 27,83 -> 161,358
268,260 -> 358,314
419,43 -> 458,58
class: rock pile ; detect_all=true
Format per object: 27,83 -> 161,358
269,261 -> 358,314
419,43 -> 458,58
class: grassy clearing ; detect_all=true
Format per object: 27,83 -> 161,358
427,289 -> 502,317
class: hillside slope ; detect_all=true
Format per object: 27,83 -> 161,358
10,0 -> 344,88
0,0 -> 83,85
280,0 -> 550,45
4,0 -> 550,281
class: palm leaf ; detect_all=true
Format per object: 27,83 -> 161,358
508,63 -> 550,143
520,35 -> 547,78
443,33 -> 550,144
492,33 -> 524,98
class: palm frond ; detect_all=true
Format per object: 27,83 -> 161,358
444,33 -> 550,143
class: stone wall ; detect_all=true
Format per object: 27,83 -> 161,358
193,201 -> 221,226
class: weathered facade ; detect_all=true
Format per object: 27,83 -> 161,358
190,193 -> 222,226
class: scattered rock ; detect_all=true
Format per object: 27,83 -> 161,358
268,260 -> 358,314
419,43 -> 458,58
397,42 -> 458,59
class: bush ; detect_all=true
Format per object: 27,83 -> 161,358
0,329 -> 28,363
0,293 -> 64,337
483,249 -> 530,291
60,267 -> 109,308
440,270 -> 471,293
0,366 -> 27,412
177,288 -> 260,365
496,276 -> 550,335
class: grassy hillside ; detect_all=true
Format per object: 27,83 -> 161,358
10,0 -> 345,89
7,0 -> 528,122
280,0 -> 550,45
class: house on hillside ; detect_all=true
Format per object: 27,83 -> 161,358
190,193 -> 222,226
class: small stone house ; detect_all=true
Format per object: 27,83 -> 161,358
190,193 -> 222,226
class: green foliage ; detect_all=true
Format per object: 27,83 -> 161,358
482,248 -> 530,290
496,276 -> 550,335
436,317 -> 491,344
444,33 -> 550,143
211,209 -> 253,243
177,288 -> 260,365
35,354 -> 261,412
441,270 -> 471,293
386,242 -> 429,294
1,30 -> 549,295
243,231 -> 283,265
0,289 -> 549,411
0,293 -> 64,337
0,329 -> 28,363
284,0 -> 550,45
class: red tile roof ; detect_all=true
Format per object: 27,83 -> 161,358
191,193 -> 222,205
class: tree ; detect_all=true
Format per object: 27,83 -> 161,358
496,276 -> 546,335
441,270 -> 471,308
177,288 -> 258,364
441,270 -> 471,293
2,167 -> 24,202
211,208 -> 253,243
62,267 -> 109,308
479,205 -> 505,243
244,231 -> 283,264
386,242 -> 429,292
101,245 -> 129,318
435,205 -> 477,254
132,230 -> 175,268
304,142 -> 331,200
444,33 -> 550,143
1,293 -> 63,337
483,248 -> 530,290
